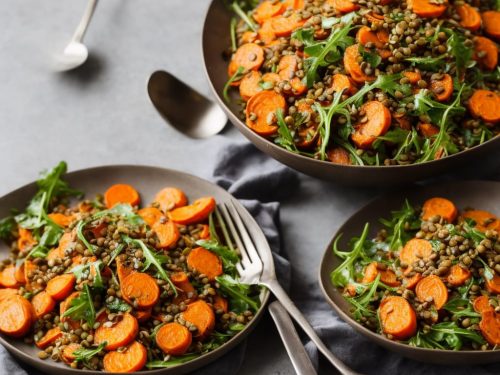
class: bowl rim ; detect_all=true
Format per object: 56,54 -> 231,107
0,163 -> 271,374
317,179 -> 500,357
200,0 -> 500,171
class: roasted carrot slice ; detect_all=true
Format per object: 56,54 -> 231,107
473,295 -> 494,314
187,247 -> 223,280
116,257 -> 134,284
241,31 -> 258,44
270,13 -> 306,37
351,101 -> 392,149
153,220 -> 180,249
252,1 -> 284,24
17,228 -> 36,253
103,340 -> 147,373
327,147 -> 351,165
154,187 -> 187,213
155,322 -> 193,355
379,296 -> 417,340
327,0 -> 359,13
137,207 -> 163,227
456,4 -> 481,31
417,123 -> 439,137
245,90 -> 286,136
407,0 -> 447,18
447,265 -> 471,286
168,197 -> 216,225
461,210 -> 500,232
199,224 -> 210,240
277,54 -> 298,81
95,312 -> 139,351
479,310 -> 500,345
331,74 -> 357,95
213,295 -> 228,314
104,184 -> 140,209
31,291 -> 56,319
344,44 -> 375,84
430,73 -> 453,102
46,274 -> 76,301
171,272 -> 195,294
0,265 -> 19,288
485,273 -> 500,294
482,11 -> 500,40
399,238 -> 433,266
62,343 -> 80,364
0,295 -> 34,338
468,89 -> 500,124
228,43 -> 265,77
121,272 -> 160,309
262,72 -> 281,87
283,0 -> 305,9
473,37 -> 498,71
258,19 -> 276,45
362,262 -> 401,287
403,273 -> 422,290
422,197 -> 458,223
403,71 -> 422,84
364,11 -> 385,25
0,288 -> 19,302
182,300 -> 215,338
239,70 -> 263,101
36,327 -> 62,349
416,275 -> 448,309
132,308 -> 152,323
14,264 -> 26,284
48,213 -> 74,228
356,26 -> 386,48
60,291 -> 81,329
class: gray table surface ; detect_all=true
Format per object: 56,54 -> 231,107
0,1 -> 497,375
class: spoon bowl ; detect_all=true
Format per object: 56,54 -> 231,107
147,70 -> 228,138
56,41 -> 88,71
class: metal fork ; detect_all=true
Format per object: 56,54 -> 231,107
219,200 -> 360,375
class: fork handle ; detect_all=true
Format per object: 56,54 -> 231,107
265,279 -> 362,375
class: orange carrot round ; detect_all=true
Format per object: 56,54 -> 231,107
228,43 -> 264,77
239,71 -> 263,101
213,295 -> 228,314
468,89 -> 500,124
121,272 -> 160,309
0,288 -> 19,302
447,265 -> 471,286
362,262 -> 401,287
479,310 -> 500,345
379,296 -> 417,340
116,257 -> 134,284
48,213 -> 74,228
62,343 -> 80,364
182,300 -> 215,338
36,327 -> 62,349
399,239 -> 433,266
31,291 -> 56,319
422,197 -> 458,223
60,291 -> 81,330
473,295 -> 494,314
17,228 -> 36,253
356,26 -> 385,48
407,0 -> 447,18
344,44 -> 375,84
0,265 -> 19,288
473,37 -> 498,71
404,273 -> 422,290
104,184 -> 140,209
95,312 -> 139,351
154,187 -> 187,213
461,210 -> 500,232
327,0 -> 359,13
252,1 -> 284,24
153,220 -> 180,249
245,90 -> 286,136
168,197 -> 216,225
430,73 -> 453,102
403,71 -> 422,84
482,11 -> 500,40
416,275 -> 448,309
331,74 -> 357,95
46,274 -> 76,301
14,264 -> 26,285
133,308 -> 152,323
456,4 -> 481,31
327,147 -> 351,165
485,273 -> 500,294
103,340 -> 147,373
277,55 -> 298,81
0,295 -> 34,338
418,123 -> 439,138
351,101 -> 392,149
137,207 -> 163,227
155,322 -> 193,355
171,272 -> 195,293
187,247 -> 223,280
270,13 -> 306,37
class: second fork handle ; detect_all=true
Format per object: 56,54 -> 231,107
265,279 -> 361,375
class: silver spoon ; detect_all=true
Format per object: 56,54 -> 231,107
56,0 -> 98,71
147,70 -> 228,138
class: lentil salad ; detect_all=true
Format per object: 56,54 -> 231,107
330,196 -> 500,350
0,162 -> 261,372
225,0 -> 500,166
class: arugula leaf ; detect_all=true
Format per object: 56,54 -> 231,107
70,259 -> 105,288
61,283 -> 96,326
73,341 -> 106,367
230,1 -> 257,32
379,200 -> 420,252
223,66 -> 245,103
146,355 -> 200,369
443,297 -> 481,319
26,220 -> 64,259
123,237 -> 177,296
428,322 -> 486,350
215,274 -> 261,313
360,48 -> 382,68
274,108 -> 298,152
405,55 -> 446,70
230,17 -> 237,52
346,274 -> 381,321
106,298 -> 132,312
446,30 -> 474,79
0,216 -> 16,241
330,223 -> 370,287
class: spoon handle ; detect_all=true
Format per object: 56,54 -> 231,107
72,0 -> 98,43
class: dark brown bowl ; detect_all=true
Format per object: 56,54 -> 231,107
201,1 -> 500,187
0,165 -> 270,375
318,180 -> 500,364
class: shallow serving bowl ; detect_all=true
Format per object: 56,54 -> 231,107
318,180 -> 500,365
0,165 -> 270,375
201,0 -> 500,187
